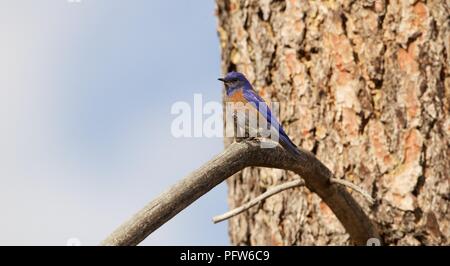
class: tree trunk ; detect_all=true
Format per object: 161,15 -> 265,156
216,0 -> 449,245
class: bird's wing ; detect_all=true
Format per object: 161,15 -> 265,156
242,89 -> 279,130
242,89 -> 300,155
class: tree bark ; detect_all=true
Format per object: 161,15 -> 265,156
216,0 -> 449,245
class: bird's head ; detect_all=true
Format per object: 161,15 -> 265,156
218,71 -> 250,91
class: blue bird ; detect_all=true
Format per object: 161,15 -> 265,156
219,71 -> 300,156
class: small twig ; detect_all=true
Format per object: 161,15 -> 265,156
330,177 -> 374,204
213,177 -> 374,223
212,179 -> 306,223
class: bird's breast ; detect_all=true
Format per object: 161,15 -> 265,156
226,89 -> 246,103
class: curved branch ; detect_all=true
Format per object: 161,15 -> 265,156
330,178 -> 374,204
212,179 -> 306,224
101,140 -> 380,246
212,177 -> 374,224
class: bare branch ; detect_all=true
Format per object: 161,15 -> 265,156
212,177 -> 374,223
330,178 -> 375,204
101,140 -> 380,246
212,179 -> 306,223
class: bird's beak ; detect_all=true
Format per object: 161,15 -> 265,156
218,78 -> 226,82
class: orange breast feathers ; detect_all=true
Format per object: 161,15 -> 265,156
226,90 -> 261,119
227,90 -> 248,103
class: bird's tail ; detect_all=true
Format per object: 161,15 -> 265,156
279,131 -> 301,156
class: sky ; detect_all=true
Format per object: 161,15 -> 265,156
0,0 -> 228,245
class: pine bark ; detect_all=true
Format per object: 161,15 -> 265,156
216,0 -> 449,245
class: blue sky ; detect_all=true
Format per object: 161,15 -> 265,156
0,0 -> 228,245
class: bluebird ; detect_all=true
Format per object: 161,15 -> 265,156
219,71 -> 300,156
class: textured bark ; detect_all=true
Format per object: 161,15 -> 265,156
216,0 -> 449,245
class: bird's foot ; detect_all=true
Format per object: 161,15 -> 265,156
234,136 -> 259,143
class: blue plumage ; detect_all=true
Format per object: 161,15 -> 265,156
219,71 -> 300,156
